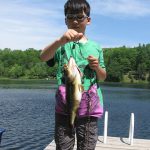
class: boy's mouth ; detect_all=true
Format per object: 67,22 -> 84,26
71,27 -> 80,31
72,26 -> 79,29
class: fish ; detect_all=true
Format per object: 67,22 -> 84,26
64,57 -> 83,126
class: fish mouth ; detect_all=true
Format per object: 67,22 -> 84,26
63,64 -> 68,71
64,64 -> 68,69
68,57 -> 83,77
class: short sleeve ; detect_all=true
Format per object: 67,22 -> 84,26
46,58 -> 55,67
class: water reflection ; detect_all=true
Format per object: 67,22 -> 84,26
0,83 -> 150,149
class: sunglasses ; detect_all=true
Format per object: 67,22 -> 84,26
66,14 -> 88,22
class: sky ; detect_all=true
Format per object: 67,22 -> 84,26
0,0 -> 150,50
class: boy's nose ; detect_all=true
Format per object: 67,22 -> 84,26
72,19 -> 78,24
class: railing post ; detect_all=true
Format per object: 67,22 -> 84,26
129,113 -> 134,145
103,111 -> 108,144
0,128 -> 5,144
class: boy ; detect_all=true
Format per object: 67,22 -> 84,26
40,0 -> 106,149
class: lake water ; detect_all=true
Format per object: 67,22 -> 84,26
0,83 -> 150,150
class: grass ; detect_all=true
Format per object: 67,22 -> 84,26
0,78 -> 57,89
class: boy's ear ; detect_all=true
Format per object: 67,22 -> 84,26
87,17 -> 91,25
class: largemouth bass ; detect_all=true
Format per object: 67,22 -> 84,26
64,57 -> 83,126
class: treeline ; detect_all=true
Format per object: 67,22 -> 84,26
0,48 -> 57,79
104,44 -> 150,83
0,44 -> 150,83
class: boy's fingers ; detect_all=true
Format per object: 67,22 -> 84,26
89,62 -> 98,66
72,30 -> 83,39
87,55 -> 94,59
64,30 -> 84,42
87,56 -> 98,61
73,33 -> 83,41
78,33 -> 83,38
68,32 -> 82,41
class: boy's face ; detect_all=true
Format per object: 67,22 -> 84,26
65,11 -> 91,34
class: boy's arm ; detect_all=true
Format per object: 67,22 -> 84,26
40,39 -> 62,61
87,55 -> 106,81
40,29 -> 83,62
95,66 -> 106,81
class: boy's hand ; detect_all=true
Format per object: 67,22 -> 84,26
60,29 -> 83,45
87,55 -> 99,71
87,55 -> 106,81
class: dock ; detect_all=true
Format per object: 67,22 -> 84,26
44,136 -> 150,150
44,112 -> 150,150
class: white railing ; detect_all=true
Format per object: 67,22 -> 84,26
103,111 -> 135,145
128,113 -> 134,145
103,111 -> 108,144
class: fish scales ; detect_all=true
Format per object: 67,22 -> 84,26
64,57 -> 83,126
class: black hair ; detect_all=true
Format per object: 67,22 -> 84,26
64,0 -> 90,17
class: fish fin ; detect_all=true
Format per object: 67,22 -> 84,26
78,84 -> 84,92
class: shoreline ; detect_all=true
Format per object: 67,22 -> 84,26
0,78 -> 149,89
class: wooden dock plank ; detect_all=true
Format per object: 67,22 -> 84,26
44,136 -> 150,150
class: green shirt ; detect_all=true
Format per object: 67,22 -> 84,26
54,40 -> 105,106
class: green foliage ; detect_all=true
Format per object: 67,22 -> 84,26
0,62 -> 5,76
0,43 -> 150,83
8,64 -> 23,78
0,48 -> 56,79
104,44 -> 150,82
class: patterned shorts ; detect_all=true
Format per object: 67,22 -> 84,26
55,113 -> 98,150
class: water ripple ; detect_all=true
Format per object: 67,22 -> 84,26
0,87 -> 150,150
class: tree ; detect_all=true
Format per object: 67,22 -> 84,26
106,58 -> 123,82
8,64 -> 23,78
25,63 -> 48,79
0,62 -> 5,76
137,63 -> 147,80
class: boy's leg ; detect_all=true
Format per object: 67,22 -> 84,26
76,117 -> 98,150
55,113 -> 75,150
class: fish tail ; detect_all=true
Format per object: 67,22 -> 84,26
71,111 -> 76,126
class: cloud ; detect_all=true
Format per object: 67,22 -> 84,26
0,0 -> 149,49
89,0 -> 150,18
0,0 -> 66,50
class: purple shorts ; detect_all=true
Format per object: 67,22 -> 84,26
55,84 -> 103,118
